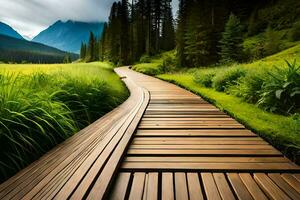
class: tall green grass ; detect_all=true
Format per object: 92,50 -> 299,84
0,62 -> 129,182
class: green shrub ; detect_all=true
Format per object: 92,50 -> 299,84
139,55 -> 151,63
194,71 -> 216,87
229,70 -> 265,103
212,68 -> 246,92
289,22 -> 300,41
264,26 -> 282,56
133,64 -> 163,76
161,55 -> 177,73
258,60 -> 300,114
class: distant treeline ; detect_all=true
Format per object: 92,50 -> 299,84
0,50 -> 77,64
0,34 -> 78,64
81,0 -> 175,65
81,0 -> 300,67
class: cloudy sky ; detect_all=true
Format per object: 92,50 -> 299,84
0,0 -> 179,40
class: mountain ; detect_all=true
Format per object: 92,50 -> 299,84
0,34 -> 78,63
0,22 -> 24,40
32,20 -> 105,53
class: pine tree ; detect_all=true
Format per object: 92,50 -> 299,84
87,32 -> 96,62
63,54 -> 71,63
176,0 -> 188,66
99,23 -> 108,61
80,43 -> 86,60
120,0 -> 130,64
161,0 -> 175,51
219,13 -> 243,63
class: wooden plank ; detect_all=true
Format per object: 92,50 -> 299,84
187,173 -> 204,200
201,173 -> 222,200
293,174 -> 300,182
213,173 -> 235,200
143,173 -> 158,200
129,144 -> 273,150
162,173 -> 174,200
127,149 -> 282,156
281,173 -> 300,193
268,173 -> 300,200
109,173 -> 131,200
143,114 -> 229,118
254,173 -> 291,200
133,137 -> 264,141
135,129 -> 256,137
124,156 -> 289,163
239,173 -> 268,200
84,88 -> 149,199
175,173 -> 189,200
227,173 -> 253,200
128,173 -> 146,200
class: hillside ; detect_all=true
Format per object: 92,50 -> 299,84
33,20 -> 105,53
0,22 -> 24,40
0,34 -> 78,63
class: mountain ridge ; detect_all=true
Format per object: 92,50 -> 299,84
32,20 -> 105,53
0,34 -> 78,63
0,22 -> 24,40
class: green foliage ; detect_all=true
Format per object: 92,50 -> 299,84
243,34 -> 266,61
194,71 -> 216,87
133,51 -> 176,75
133,63 -> 163,76
80,43 -> 87,59
264,26 -> 282,56
161,54 -> 177,72
252,0 -> 300,31
184,25 -> 210,67
139,55 -> 151,63
258,60 -> 300,114
229,70 -> 265,104
0,62 -> 128,182
212,67 -> 246,92
289,22 -> 300,41
63,54 -> 72,63
219,14 -> 244,63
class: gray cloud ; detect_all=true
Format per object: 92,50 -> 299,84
0,0 -> 179,39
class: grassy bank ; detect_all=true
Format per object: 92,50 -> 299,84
133,45 -> 300,163
0,62 -> 129,182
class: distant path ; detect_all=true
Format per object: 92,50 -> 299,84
1,67 -> 300,199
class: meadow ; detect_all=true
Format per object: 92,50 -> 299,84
133,45 -> 300,162
0,62 -> 129,182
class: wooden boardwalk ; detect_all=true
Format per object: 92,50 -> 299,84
1,67 -> 300,199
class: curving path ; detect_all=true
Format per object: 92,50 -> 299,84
0,67 -> 299,199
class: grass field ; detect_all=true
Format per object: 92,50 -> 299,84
0,62 -> 129,182
133,44 -> 300,163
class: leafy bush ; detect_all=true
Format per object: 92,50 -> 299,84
264,26 -> 282,56
139,55 -> 151,63
194,71 -> 216,87
133,63 -> 163,76
229,70 -> 265,103
212,68 -> 246,92
258,60 -> 300,114
289,21 -> 300,41
161,55 -> 177,73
